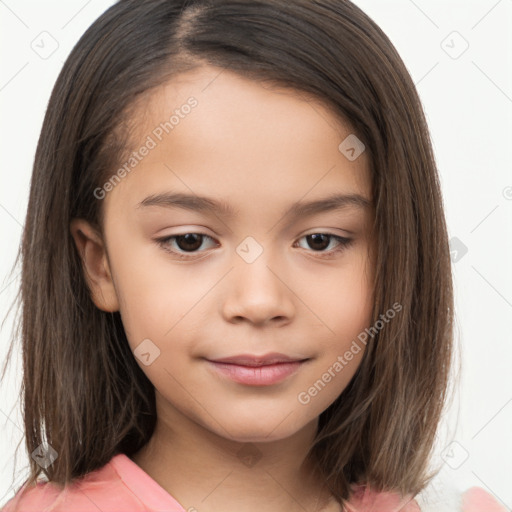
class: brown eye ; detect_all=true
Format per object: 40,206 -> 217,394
156,233 -> 218,258
295,233 -> 354,258
305,233 -> 330,251
174,233 -> 204,252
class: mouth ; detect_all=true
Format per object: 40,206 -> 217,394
205,353 -> 310,386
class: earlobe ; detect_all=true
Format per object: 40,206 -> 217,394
69,218 -> 120,312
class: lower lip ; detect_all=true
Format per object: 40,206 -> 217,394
206,360 -> 305,386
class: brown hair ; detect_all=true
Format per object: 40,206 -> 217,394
1,0 -> 453,508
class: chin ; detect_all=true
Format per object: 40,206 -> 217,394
208,412 -> 313,444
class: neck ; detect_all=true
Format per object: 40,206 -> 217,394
130,391 -> 339,512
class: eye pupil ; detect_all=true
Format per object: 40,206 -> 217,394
307,233 -> 330,251
176,234 -> 203,252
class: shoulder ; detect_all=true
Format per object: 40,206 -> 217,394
0,456 -> 144,512
344,484 -> 421,512
343,484 -> 509,512
461,486 -> 508,512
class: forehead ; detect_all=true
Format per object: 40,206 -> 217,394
103,65 -> 372,219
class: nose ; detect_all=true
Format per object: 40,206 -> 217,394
220,249 -> 295,327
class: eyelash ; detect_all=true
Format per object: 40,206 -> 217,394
155,232 -> 354,260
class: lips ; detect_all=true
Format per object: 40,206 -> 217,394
208,352 -> 308,367
205,352 -> 310,386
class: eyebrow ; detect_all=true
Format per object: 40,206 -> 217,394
136,191 -> 372,219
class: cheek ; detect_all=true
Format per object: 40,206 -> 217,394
297,251 -> 374,339
291,261 -> 373,413
107,229 -> 205,340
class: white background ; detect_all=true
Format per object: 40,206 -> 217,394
1,1 -> 511,510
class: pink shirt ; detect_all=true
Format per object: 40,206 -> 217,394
0,453 -> 507,512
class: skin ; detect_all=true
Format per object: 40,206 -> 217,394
70,65 -> 375,512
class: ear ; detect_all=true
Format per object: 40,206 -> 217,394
70,218 -> 120,312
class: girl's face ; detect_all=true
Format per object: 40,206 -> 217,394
73,65 -> 375,442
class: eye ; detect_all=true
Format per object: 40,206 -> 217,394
294,233 -> 353,258
156,233 -> 218,259
155,232 -> 354,260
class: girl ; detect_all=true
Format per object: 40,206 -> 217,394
0,1 -> 507,511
